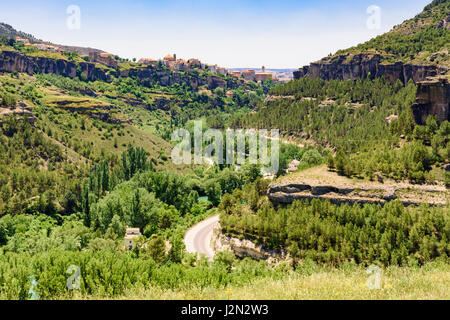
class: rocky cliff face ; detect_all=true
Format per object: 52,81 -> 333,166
293,53 -> 448,85
411,77 -> 450,124
267,182 -> 448,207
0,50 -> 244,90
0,50 -> 109,81
211,222 -> 289,263
123,66 -> 234,89
293,53 -> 450,124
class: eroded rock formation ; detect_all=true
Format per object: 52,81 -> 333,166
0,50 -> 109,81
293,53 -> 448,85
211,222 -> 288,263
267,182 -> 448,207
411,77 -> 450,124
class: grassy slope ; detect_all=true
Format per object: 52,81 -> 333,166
0,73 -> 190,174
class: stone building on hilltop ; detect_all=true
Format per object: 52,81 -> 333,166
89,52 -> 118,68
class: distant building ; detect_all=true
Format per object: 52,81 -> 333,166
174,59 -> 189,71
32,43 -> 62,53
255,66 -> 273,82
15,37 -> 29,45
243,70 -> 256,81
89,52 -> 118,68
208,64 -> 217,73
229,70 -> 257,81
228,71 -> 242,78
226,90 -> 234,98
163,53 -> 176,62
229,67 -> 273,82
124,227 -> 141,250
216,66 -> 228,75
162,53 -> 177,68
187,58 -> 202,69
139,58 -> 157,65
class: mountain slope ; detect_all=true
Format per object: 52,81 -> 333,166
336,0 -> 449,67
294,0 -> 450,82
0,22 -> 40,42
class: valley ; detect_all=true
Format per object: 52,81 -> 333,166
0,0 -> 448,301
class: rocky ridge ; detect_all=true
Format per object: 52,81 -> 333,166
293,53 -> 448,85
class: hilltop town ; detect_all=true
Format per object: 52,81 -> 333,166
14,36 -> 278,86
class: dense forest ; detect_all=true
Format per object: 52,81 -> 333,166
231,77 -> 449,184
219,180 -> 450,267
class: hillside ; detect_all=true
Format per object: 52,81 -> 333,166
337,0 -> 450,67
0,23 -> 40,43
294,0 -> 450,82
0,22 -> 103,56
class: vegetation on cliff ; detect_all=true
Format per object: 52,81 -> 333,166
334,0 -> 450,67
219,180 -> 449,267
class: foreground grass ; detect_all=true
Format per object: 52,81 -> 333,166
66,262 -> 450,300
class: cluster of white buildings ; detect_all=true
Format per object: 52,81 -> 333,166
138,53 -> 228,75
138,54 -> 277,83
15,39 -> 277,83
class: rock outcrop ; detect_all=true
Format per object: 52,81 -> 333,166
0,50 -> 109,81
267,182 -> 448,207
293,53 -> 448,85
211,222 -> 288,263
293,53 -> 450,125
411,77 -> 450,124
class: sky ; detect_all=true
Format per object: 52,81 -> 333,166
0,0 -> 432,68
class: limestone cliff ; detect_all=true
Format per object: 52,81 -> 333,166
267,181 -> 448,207
411,77 -> 450,124
0,50 -> 109,81
211,222 -> 289,263
293,53 -> 448,85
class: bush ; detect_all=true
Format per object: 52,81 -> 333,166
0,93 -> 17,109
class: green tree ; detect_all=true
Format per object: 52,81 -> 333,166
147,234 -> 166,264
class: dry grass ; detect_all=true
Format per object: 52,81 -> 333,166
62,264 -> 450,300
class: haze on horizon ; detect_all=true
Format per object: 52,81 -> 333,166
0,0 -> 431,69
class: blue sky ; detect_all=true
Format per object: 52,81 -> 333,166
0,0 -> 431,68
